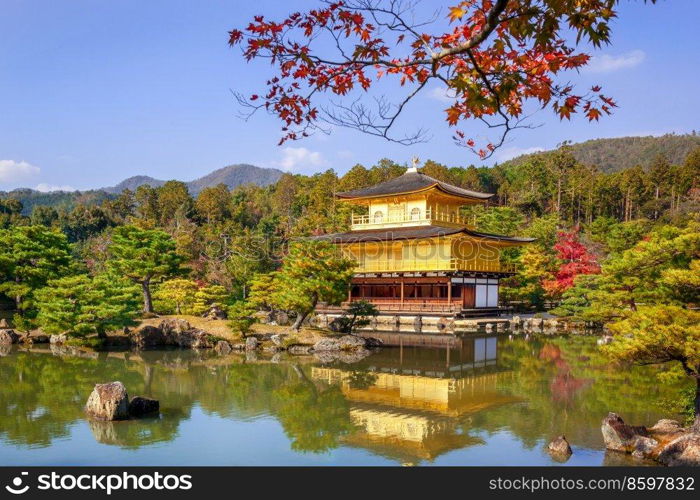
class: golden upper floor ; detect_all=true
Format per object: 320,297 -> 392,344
311,167 -> 534,274
338,167 -> 491,231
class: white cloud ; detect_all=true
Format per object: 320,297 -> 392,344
585,50 -> 645,73
428,87 -> 457,103
273,147 -> 327,171
494,146 -> 545,162
0,160 -> 41,184
35,183 -> 76,193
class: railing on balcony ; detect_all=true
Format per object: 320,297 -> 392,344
351,208 -> 474,229
353,258 -> 518,274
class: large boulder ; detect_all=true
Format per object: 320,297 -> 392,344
170,328 -> 213,349
130,325 -> 166,348
0,318 -> 10,328
203,304 -> 227,320
657,433 -> 700,466
547,435 -> 572,461
49,333 -> 68,345
288,345 -> 313,355
214,340 -> 232,355
649,419 -> 685,436
245,336 -> 258,351
313,335 -> 368,352
270,334 -> 284,347
631,436 -> 659,459
159,318 -> 191,335
130,321 -> 214,349
128,396 -> 160,417
601,412 -> 648,452
0,329 -> 19,344
85,382 -> 130,421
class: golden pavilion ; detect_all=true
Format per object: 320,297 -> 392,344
315,164 -> 534,317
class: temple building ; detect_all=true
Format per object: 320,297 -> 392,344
315,165 -> 534,317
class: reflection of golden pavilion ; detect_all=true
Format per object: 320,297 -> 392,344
311,336 -> 519,462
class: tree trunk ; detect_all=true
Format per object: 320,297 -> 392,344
693,377 -> 700,433
291,311 -> 309,331
141,281 -> 153,313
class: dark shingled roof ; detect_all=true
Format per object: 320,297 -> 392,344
336,170 -> 493,201
312,225 -> 535,244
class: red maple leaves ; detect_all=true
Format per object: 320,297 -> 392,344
543,227 -> 600,296
229,0 -> 621,156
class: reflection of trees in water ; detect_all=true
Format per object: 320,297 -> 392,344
0,349 -> 354,454
0,350 -> 145,447
0,337 -> 689,457
469,336 -> 688,449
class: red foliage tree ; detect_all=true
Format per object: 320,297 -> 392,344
543,226 -> 599,296
227,1 -> 654,157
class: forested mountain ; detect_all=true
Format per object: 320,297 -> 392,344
505,133 -> 700,173
186,164 -> 282,195
101,164 -> 283,195
1,164 -> 284,214
102,175 -> 166,194
0,189 -> 112,216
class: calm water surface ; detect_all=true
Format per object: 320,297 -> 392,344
0,335 -> 686,466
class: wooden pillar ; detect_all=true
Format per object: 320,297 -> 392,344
400,280 -> 404,305
447,277 -> 452,305
347,284 -> 352,303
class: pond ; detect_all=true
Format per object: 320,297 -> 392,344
0,335 -> 688,466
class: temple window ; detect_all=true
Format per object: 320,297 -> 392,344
410,207 -> 421,220
373,211 -> 384,223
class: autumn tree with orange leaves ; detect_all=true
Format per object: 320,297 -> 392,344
229,0 -> 651,158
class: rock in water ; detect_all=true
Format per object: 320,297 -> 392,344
601,412 -> 648,452
270,334 -> 284,347
649,419 -> 684,435
657,434 -> 700,466
245,336 -> 258,350
0,329 -> 19,344
215,340 -> 232,355
0,318 -> 9,328
313,335 -> 367,352
49,333 -> 68,345
128,396 -> 160,417
86,382 -> 130,421
547,435 -> 573,461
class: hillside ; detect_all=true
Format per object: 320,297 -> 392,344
186,164 -> 282,195
504,133 -> 700,173
1,164 -> 284,215
0,189 -> 113,216
102,175 -> 166,194
101,164 -> 283,195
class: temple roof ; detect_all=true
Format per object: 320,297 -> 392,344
336,169 -> 493,201
312,225 -> 535,244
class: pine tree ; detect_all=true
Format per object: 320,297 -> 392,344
107,225 -> 184,313
192,285 -> 230,316
604,306 -> 700,431
0,225 -> 73,314
35,274 -> 140,338
154,278 -> 199,314
272,241 -> 355,331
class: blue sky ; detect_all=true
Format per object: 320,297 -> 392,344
1,0 -> 698,192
